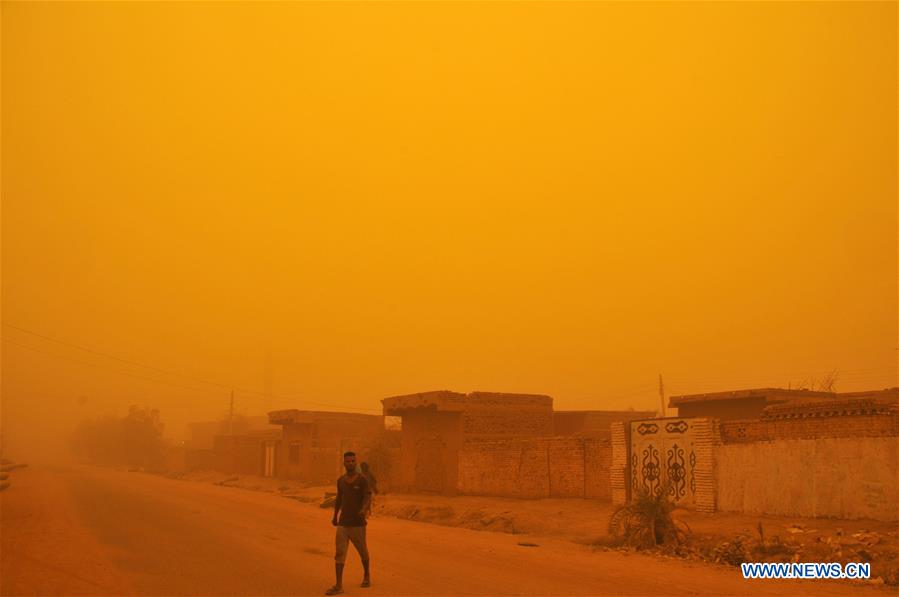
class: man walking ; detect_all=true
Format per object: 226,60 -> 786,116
326,451 -> 372,595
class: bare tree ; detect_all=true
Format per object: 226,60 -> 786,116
787,370 -> 838,392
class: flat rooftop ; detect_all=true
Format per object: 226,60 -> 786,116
382,390 -> 553,415
267,409 -> 381,425
669,387 -> 898,408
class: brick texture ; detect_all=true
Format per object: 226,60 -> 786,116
721,399 -> 899,444
610,422 -> 629,505
457,436 -> 612,499
584,438 -> 612,499
689,418 -> 721,513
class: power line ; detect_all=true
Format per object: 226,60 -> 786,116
1,322 -> 381,413
2,337 -> 225,399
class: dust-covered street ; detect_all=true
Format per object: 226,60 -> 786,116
1,466 -> 883,597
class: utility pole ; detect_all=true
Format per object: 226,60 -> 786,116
229,389 -> 234,436
658,374 -> 666,418
265,349 -> 273,414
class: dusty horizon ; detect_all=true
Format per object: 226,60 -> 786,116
2,1 -> 896,458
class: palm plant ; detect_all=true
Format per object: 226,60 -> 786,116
608,481 -> 690,548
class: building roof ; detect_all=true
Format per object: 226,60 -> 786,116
669,387 -> 898,408
553,410 -> 657,416
267,409 -> 381,425
381,390 -> 552,415
761,392 -> 899,420
214,428 -> 282,441
668,387 -> 834,407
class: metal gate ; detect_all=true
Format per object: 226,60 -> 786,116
629,419 -> 697,505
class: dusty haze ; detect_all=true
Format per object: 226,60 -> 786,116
1,2 -> 896,459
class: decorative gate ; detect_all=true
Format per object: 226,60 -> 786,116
629,419 -> 698,506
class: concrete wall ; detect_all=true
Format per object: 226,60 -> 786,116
457,436 -> 612,499
717,437 -> 899,521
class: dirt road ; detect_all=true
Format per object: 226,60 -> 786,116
0,466 -> 882,596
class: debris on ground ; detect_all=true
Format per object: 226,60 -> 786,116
853,531 -> 882,546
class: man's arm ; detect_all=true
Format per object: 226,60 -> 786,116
332,480 -> 342,525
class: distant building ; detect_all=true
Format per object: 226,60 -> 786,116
267,410 -> 383,484
553,410 -> 657,438
192,416 -> 278,473
381,390 -> 554,494
213,428 -> 282,476
188,416 -> 276,450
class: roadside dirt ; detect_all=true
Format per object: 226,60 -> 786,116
171,470 -> 899,587
0,466 -> 135,596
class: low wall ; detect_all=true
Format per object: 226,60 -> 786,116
717,437 -> 899,521
457,436 -> 612,499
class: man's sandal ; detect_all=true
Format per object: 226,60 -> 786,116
361,579 -> 371,588
325,586 -> 343,595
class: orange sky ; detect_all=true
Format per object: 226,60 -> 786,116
2,2 -> 896,453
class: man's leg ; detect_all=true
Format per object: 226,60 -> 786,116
348,527 -> 371,587
327,527 -> 349,595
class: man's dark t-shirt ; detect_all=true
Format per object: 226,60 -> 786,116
336,474 -> 370,527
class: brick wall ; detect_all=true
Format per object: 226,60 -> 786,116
610,421 -> 629,505
689,418 -> 721,513
547,438 -> 584,498
462,411 -> 553,436
584,438 -> 612,499
457,436 -> 612,499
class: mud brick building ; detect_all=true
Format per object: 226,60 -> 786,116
612,387 -> 899,521
382,391 -> 553,494
267,410 -> 383,484
383,391 -> 655,499
213,428 -> 282,476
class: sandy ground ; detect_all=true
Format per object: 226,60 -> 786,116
1,465 -> 892,596
187,471 -> 899,573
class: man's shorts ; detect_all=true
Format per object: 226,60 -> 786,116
335,526 -> 368,564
